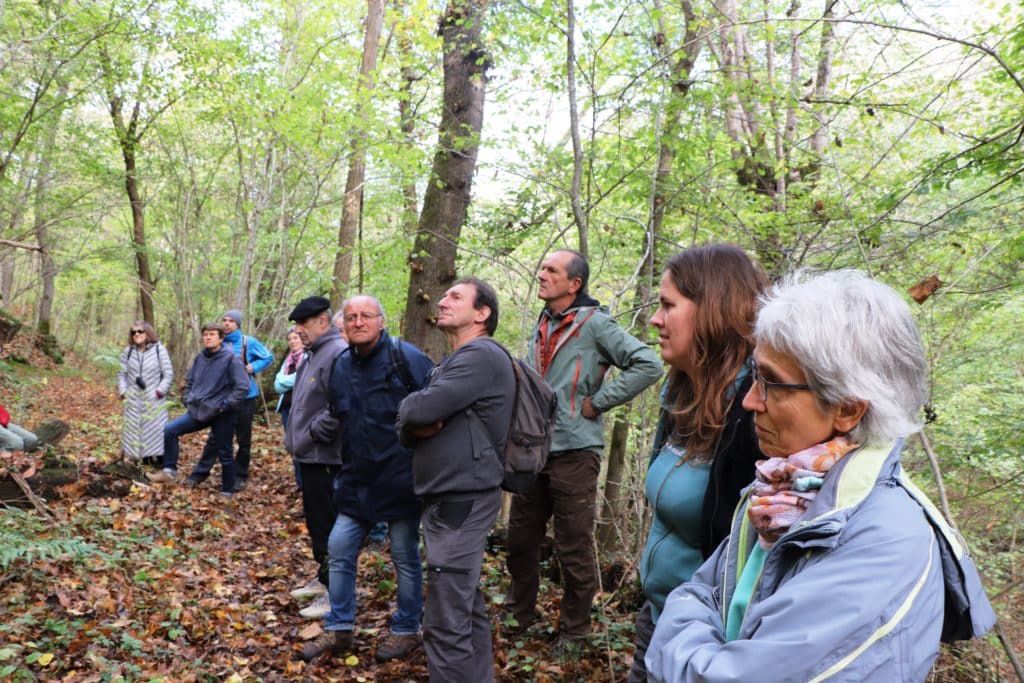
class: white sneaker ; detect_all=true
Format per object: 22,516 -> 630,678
299,593 -> 330,619
290,576 -> 328,600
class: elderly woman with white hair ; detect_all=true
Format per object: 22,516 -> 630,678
645,269 -> 994,683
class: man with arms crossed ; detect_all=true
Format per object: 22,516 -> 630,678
398,278 -> 515,683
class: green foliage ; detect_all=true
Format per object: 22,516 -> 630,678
0,510 -> 99,572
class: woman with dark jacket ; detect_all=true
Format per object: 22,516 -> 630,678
117,321 -> 173,468
628,244 -> 767,682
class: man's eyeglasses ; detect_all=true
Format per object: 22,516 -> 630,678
131,329 -> 146,335
748,358 -> 813,403
344,312 -> 382,324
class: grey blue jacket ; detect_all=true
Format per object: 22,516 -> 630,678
330,331 -> 434,521
118,342 -> 174,399
526,294 -> 661,455
183,345 -> 250,423
284,327 -> 347,464
222,328 -> 273,399
397,337 -> 515,497
645,439 -> 995,682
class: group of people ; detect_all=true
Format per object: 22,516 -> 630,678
117,244 -> 994,682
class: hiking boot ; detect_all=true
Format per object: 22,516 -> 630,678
290,576 -> 328,600
33,419 -> 70,448
374,632 -> 420,662
300,629 -> 353,662
233,478 -> 248,492
147,468 -> 178,484
298,593 -> 330,619
219,491 -> 234,501
551,634 -> 588,659
183,476 -> 204,488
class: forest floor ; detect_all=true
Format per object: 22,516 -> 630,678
1,341 -> 1020,682
0,346 -> 640,682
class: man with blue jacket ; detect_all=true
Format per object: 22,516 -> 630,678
148,323 -> 250,497
300,295 -> 434,664
187,309 -> 272,491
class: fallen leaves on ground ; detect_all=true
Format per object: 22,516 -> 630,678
1,363 -> 639,681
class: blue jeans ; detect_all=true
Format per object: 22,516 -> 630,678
0,423 -> 39,451
192,397 -> 256,481
325,513 -> 423,635
164,411 -> 235,493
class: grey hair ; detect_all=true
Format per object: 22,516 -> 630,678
341,295 -> 387,324
754,269 -> 928,445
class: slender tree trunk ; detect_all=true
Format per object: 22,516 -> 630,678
598,0 -> 701,552
401,0 -> 490,358
34,82 -> 67,336
808,0 -> 837,173
108,96 -> 156,325
332,0 -> 385,308
398,37 -> 420,239
1,160 -> 36,305
565,0 -> 588,257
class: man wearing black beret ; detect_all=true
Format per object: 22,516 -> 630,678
284,296 -> 349,621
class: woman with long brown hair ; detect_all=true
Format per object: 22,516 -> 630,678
628,244 -> 766,682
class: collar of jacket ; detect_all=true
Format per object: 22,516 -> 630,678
543,292 -> 601,320
351,329 -> 391,363
224,328 -> 242,344
203,345 -> 227,358
308,325 -> 341,353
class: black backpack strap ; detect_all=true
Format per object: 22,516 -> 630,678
155,343 -> 164,381
389,336 -> 417,393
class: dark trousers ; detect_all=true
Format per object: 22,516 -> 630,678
193,397 -> 257,481
300,462 -> 340,587
627,600 -> 655,683
165,411 -> 236,493
506,449 -> 600,638
422,489 -> 500,683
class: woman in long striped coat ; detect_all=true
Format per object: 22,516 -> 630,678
118,322 -> 174,467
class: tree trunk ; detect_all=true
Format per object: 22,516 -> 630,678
331,0 -> 385,308
34,84 -> 66,336
106,85 -> 155,326
565,0 -> 588,257
401,0 -> 490,358
597,0 -> 701,553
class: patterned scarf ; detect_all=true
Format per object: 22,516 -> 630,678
747,436 -> 859,549
286,350 -> 303,374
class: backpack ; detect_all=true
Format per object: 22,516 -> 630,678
484,339 -> 558,493
387,336 -> 418,393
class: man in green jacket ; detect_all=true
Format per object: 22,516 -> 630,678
506,248 -> 662,653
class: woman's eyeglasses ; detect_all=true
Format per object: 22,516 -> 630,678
748,358 -> 814,403
131,329 -> 146,335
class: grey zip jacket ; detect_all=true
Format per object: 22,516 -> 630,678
646,439 -> 995,683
